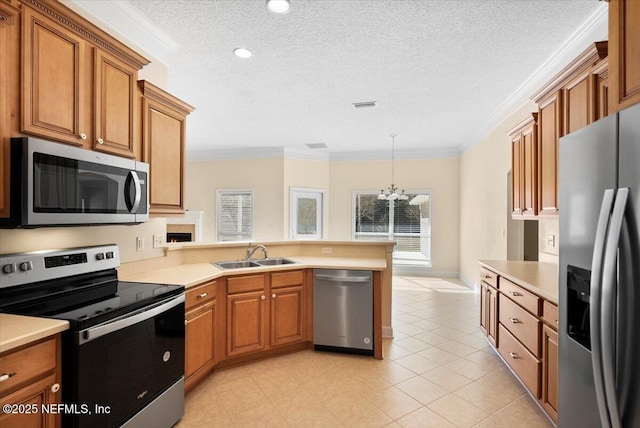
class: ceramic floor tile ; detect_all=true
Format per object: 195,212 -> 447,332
421,366 -> 474,392
324,394 -> 393,428
436,340 -> 478,357
395,376 -> 450,405
416,347 -> 460,366
396,406 -> 457,428
365,386 -> 423,420
427,394 -> 490,428
394,354 -> 440,374
453,379 -> 525,413
471,395 -> 553,428
412,331 -> 450,346
393,336 -> 433,352
444,357 -> 499,380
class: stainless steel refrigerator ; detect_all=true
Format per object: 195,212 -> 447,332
559,102 -> 640,427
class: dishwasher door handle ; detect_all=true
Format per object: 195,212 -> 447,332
314,274 -> 371,283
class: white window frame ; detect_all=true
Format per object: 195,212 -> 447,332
216,189 -> 253,241
290,187 -> 324,240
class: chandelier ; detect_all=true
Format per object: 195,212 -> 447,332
378,134 -> 408,201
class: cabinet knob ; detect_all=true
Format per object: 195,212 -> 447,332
272,293 -> 276,299
51,383 -> 60,393
510,291 -> 521,297
197,292 -> 208,299
97,138 -> 104,145
80,133 -> 87,140
509,317 -> 520,324
0,372 -> 16,382
508,352 -> 519,359
261,295 -> 266,300
184,319 -> 188,326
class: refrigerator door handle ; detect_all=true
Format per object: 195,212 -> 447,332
601,187 -> 629,428
590,188 -> 616,428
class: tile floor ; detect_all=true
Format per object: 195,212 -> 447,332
177,276 -> 553,427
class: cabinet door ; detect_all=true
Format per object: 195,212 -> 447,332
538,92 -> 562,216
564,71 -> 592,135
226,290 -> 267,357
21,7 -> 89,147
270,285 -> 304,347
487,286 -> 498,347
511,134 -> 523,216
593,59 -> 609,121
142,98 -> 186,214
185,301 -> 216,379
0,2 -> 18,218
541,325 -> 559,423
94,49 -> 136,158
0,373 -> 58,428
522,123 -> 538,216
479,283 -> 488,335
609,0 -> 640,113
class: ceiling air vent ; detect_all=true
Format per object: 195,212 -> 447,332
306,143 -> 328,149
352,101 -> 377,109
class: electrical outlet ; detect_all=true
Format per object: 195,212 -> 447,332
546,234 -> 556,248
321,247 -> 332,254
153,234 -> 164,248
136,237 -> 145,252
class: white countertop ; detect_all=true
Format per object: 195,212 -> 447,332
479,260 -> 559,304
119,256 -> 387,288
0,314 -> 68,354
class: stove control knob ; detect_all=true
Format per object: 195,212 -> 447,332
2,263 -> 16,274
19,261 -> 33,272
96,253 -> 105,261
106,251 -> 114,259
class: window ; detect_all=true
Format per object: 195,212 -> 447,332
217,190 -> 253,241
290,188 -> 324,240
353,191 -> 431,266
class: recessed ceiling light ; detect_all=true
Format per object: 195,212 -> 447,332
233,48 -> 252,59
267,0 -> 290,14
306,143 -> 328,149
353,101 -> 377,109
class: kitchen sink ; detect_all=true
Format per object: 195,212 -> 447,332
254,257 -> 296,266
214,260 -> 261,269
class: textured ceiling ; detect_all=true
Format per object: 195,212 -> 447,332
72,0 -> 605,158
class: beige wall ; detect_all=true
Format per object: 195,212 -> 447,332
459,100 -> 538,285
329,157 -> 461,275
184,158 -> 286,241
0,219 -> 166,263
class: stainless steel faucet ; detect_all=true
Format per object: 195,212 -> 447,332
246,244 -> 268,260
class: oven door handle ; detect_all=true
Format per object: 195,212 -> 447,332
77,294 -> 185,345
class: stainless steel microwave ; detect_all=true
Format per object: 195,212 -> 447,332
0,137 -> 149,228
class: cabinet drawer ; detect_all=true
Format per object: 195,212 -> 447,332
499,294 -> 540,356
271,270 -> 304,288
542,300 -> 558,329
498,324 -> 541,397
0,338 -> 56,396
186,281 -> 217,310
227,274 -> 265,294
500,278 -> 540,315
480,267 -> 498,288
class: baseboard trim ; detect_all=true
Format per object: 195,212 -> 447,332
382,325 -> 393,339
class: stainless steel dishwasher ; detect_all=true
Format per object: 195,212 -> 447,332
313,269 -> 373,355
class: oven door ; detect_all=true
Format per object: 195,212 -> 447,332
68,295 -> 185,428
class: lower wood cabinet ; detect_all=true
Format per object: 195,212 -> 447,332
479,268 -> 498,347
0,336 -> 62,428
541,324 -> 559,421
226,288 -> 268,357
184,280 -> 217,392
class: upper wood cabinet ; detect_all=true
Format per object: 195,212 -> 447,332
509,114 -> 538,218
608,0 -> 640,113
20,0 -> 147,157
530,41 -> 608,218
0,1 -> 19,219
140,81 -> 194,215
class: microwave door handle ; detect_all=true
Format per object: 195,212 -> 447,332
590,189 -> 615,428
127,171 -> 142,213
601,188 -> 628,428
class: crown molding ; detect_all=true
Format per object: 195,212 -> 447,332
460,2 -> 608,154
60,0 -> 179,64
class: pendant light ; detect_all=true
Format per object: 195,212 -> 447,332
378,134 -> 409,201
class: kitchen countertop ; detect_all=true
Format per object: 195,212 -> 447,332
479,260 -> 559,304
119,256 -> 387,288
0,314 -> 68,354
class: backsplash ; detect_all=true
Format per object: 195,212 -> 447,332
0,218 -> 167,263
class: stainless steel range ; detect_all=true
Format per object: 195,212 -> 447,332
0,244 -> 185,428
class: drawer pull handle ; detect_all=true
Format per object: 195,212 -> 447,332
0,372 -> 16,382
509,317 -> 520,324
510,291 -> 521,297
51,383 -> 60,393
197,292 -> 208,299
509,352 -> 519,359
483,275 -> 492,279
